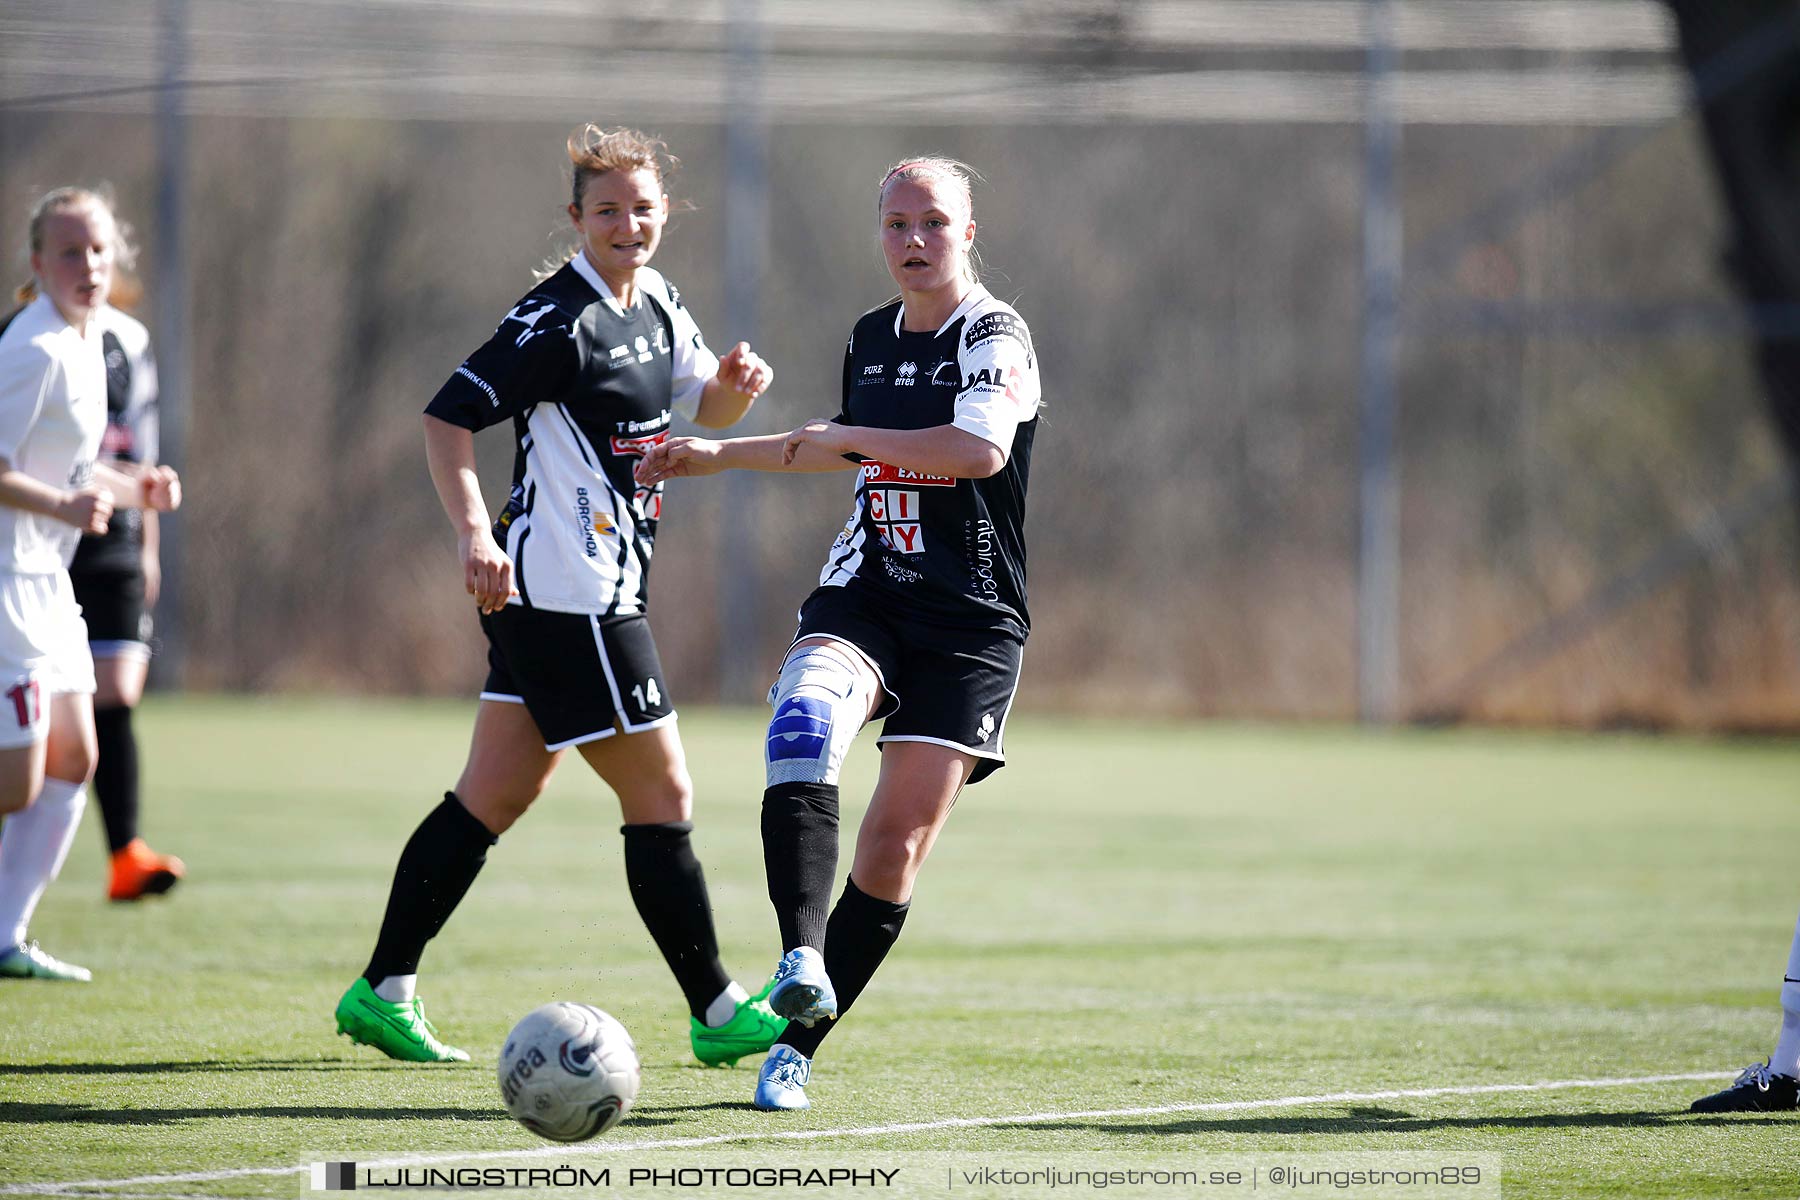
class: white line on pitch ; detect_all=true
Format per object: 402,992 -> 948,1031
0,1071 -> 1735,1196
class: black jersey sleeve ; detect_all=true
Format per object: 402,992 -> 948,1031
425,297 -> 580,431
838,329 -> 857,425
835,325 -> 866,463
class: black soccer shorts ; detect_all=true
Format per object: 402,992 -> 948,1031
478,605 -> 675,750
788,581 -> 1024,784
69,569 -> 152,659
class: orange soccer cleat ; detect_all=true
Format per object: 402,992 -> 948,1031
108,838 -> 185,901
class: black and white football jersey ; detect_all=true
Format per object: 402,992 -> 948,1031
818,285 -> 1040,634
72,305 -> 159,575
425,255 -> 719,616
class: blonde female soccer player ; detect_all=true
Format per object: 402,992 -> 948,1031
0,187 -> 181,980
637,157 -> 1042,1109
335,127 -> 783,1068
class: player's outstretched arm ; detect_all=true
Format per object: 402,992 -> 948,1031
635,430 -> 854,486
786,421 -> 1005,479
424,413 -> 516,615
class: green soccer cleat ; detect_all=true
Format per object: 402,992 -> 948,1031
0,941 -> 91,981
690,988 -> 785,1068
334,978 -> 470,1063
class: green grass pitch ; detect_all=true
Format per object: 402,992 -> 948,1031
1,696 -> 1797,1197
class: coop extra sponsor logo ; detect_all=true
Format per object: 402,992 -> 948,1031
859,462 -> 954,488
610,431 -> 669,457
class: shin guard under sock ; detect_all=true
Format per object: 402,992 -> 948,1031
762,781 -> 840,952
364,792 -> 496,982
621,820 -> 731,1020
92,705 -> 139,854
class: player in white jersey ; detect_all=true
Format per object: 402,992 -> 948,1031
0,188 -> 181,982
638,157 -> 1042,1110
335,127 -> 784,1068
69,300 -> 185,902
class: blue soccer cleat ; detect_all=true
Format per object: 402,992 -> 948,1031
766,946 -> 836,1028
753,1044 -> 812,1111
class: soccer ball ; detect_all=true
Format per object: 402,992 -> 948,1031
497,1002 -> 640,1142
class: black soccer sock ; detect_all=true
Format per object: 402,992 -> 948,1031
620,821 -> 732,1021
364,792 -> 498,982
92,704 -> 139,854
778,876 -> 910,1059
762,782 -> 841,952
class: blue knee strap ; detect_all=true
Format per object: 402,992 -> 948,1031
765,645 -> 870,787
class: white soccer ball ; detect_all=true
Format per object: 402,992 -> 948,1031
497,1002 -> 640,1142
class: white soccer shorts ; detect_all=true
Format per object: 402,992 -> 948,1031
0,571 -> 95,749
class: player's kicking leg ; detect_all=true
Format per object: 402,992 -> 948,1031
751,639 -> 890,1109
1691,909 -> 1800,1112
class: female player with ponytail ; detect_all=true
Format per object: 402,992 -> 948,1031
334,127 -> 783,1068
637,157 -> 1042,1109
0,187 -> 182,980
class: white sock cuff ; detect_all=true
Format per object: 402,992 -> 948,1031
373,974 -> 418,1004
35,777 -> 86,813
1773,1008 -> 1800,1078
704,981 -> 750,1027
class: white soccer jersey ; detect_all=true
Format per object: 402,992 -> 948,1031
426,259 -> 719,616
0,295 -> 108,575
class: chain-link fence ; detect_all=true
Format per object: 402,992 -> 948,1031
2,0 -> 1788,727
